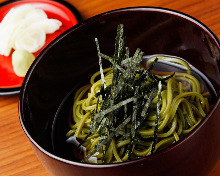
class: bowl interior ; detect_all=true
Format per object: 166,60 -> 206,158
20,7 -> 220,162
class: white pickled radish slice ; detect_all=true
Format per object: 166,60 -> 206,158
12,49 -> 35,77
0,4 -> 62,56
14,26 -> 46,53
0,32 -> 12,56
0,5 -> 38,56
1,5 -> 36,26
33,19 -> 62,34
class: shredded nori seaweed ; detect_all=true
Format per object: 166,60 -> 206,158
81,24 -> 174,162
151,81 -> 162,154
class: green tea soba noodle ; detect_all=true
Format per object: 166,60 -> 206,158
66,24 -> 210,164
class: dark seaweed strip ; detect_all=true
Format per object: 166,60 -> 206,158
121,49 -> 141,77
131,85 -> 156,135
111,74 -> 127,100
147,58 -> 175,83
159,72 -> 175,81
95,84 -> 111,98
137,67 -> 157,83
91,87 -> 112,135
115,130 -> 130,138
89,95 -> 100,133
118,51 -> 145,103
130,48 -> 141,69
96,117 -> 107,134
114,24 -> 124,62
132,49 -> 144,69
153,72 -> 175,84
125,47 -> 129,59
95,38 -> 106,88
95,96 -> 100,113
122,98 -> 129,140
111,24 -> 124,111
90,97 -> 135,133
110,45 -> 142,124
101,145 -> 106,164
129,86 -> 139,158
99,53 -> 125,74
134,69 -> 150,88
82,116 -> 131,162
94,96 -> 135,120
151,81 -> 162,154
78,92 -> 111,146
78,130 -> 92,149
80,24 -> 175,162
123,103 -> 128,121
121,57 -> 132,67
148,57 -> 158,71
141,87 -> 157,118
122,49 -> 143,80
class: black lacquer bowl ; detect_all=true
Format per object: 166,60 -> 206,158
19,7 -> 220,176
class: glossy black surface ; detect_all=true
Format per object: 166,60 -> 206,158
19,7 -> 220,176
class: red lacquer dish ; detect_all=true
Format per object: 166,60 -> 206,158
0,0 -> 81,95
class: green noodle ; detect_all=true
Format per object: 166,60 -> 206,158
66,25 -> 210,164
66,63 -> 210,163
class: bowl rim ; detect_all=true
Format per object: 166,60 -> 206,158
19,6 -> 220,168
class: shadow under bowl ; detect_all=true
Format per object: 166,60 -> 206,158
19,7 -> 220,176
